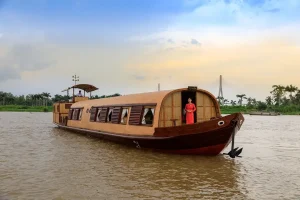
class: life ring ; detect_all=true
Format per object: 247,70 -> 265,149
218,120 -> 225,126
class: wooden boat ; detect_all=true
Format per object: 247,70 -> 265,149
53,84 -> 245,157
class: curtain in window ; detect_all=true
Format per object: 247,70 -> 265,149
141,108 -> 149,124
151,108 -> 155,115
121,109 -> 128,123
97,109 -> 102,121
107,109 -> 113,121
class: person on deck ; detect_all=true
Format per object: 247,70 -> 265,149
185,98 -> 196,124
77,90 -> 83,97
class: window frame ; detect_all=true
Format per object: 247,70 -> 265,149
88,104 -> 156,126
140,106 -> 155,126
106,107 -> 114,123
120,107 -> 129,125
70,107 -> 84,121
128,105 -> 156,127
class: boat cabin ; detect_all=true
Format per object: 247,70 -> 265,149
53,86 -> 221,136
53,84 -> 99,125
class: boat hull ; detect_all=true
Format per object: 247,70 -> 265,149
54,113 -> 244,156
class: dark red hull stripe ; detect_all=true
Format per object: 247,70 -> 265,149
55,121 -> 237,155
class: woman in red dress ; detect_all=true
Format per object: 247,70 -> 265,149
185,98 -> 196,124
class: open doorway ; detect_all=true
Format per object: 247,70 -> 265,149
181,91 -> 197,124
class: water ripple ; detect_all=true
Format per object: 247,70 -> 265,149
0,113 -> 300,199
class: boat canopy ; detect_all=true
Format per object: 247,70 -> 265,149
62,84 -> 98,93
62,84 -> 99,102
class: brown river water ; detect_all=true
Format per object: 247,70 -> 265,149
0,112 -> 300,200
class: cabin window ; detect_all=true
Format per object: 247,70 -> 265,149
57,105 -> 60,113
98,108 -> 108,122
65,104 -> 72,109
141,107 -> 155,125
68,109 -> 73,119
72,109 -> 79,120
128,106 -> 155,125
78,109 -> 83,120
96,108 -> 102,122
120,108 -> 129,124
128,106 -> 143,125
90,107 -> 97,121
70,108 -> 83,120
107,108 -> 113,122
111,107 -> 122,124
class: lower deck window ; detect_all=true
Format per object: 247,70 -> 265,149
120,108 -> 129,124
71,108 -> 83,120
78,109 -> 83,120
141,108 -> 155,125
107,108 -> 113,122
96,108 -> 102,121
72,109 -> 78,120
128,105 -> 155,125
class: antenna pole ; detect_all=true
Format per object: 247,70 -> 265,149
158,83 -> 160,91
72,74 -> 79,102
218,75 -> 224,105
72,74 -> 79,85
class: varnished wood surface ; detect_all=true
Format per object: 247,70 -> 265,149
54,113 -> 242,155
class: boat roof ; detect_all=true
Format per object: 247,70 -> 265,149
71,87 -> 217,108
72,89 -> 172,108
62,84 -> 99,93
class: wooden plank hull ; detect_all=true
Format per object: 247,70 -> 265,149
54,113 -> 244,156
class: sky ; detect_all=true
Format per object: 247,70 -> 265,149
0,0 -> 300,102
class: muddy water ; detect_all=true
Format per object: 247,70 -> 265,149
0,112 -> 300,200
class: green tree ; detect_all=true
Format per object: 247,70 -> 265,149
257,101 -> 267,111
265,96 -> 273,106
236,94 -> 247,106
285,84 -> 298,99
270,85 -> 285,106
230,100 -> 237,106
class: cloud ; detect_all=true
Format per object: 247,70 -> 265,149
167,39 -> 175,44
0,44 -> 55,82
0,66 -> 21,82
265,8 -> 280,13
191,38 -> 200,45
133,75 -> 146,80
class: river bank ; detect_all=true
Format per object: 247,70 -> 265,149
220,106 -> 300,115
0,105 -> 53,112
0,105 -> 299,115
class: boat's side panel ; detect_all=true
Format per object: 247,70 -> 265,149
154,113 -> 244,137
60,88 -> 225,136
55,115 -> 238,155
67,104 -> 159,136
52,102 -> 73,125
159,91 -> 182,127
196,92 -> 217,122
53,103 -> 59,124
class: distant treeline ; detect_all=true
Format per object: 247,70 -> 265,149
1,84 -> 300,114
0,91 -> 121,107
217,84 -> 300,114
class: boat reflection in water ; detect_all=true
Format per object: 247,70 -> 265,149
95,143 -> 248,199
